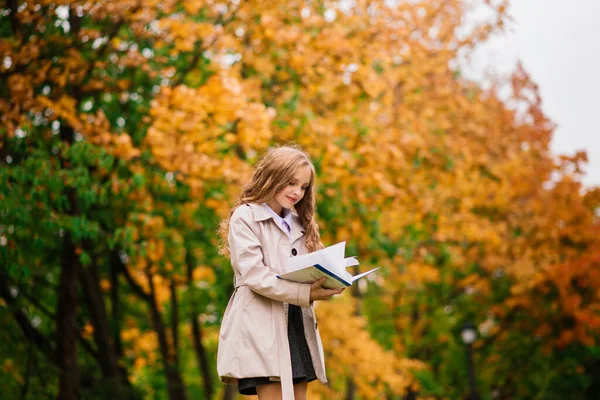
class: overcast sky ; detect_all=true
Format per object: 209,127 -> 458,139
463,0 -> 600,188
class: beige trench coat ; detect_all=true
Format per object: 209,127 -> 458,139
217,203 -> 327,399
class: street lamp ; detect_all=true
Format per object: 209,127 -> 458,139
461,323 -> 481,400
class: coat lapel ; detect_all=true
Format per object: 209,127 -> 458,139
249,203 -> 272,222
290,214 -> 305,244
248,203 -> 305,244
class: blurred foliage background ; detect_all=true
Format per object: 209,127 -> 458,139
1,0 -> 599,399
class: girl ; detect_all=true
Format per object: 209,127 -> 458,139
217,145 -> 344,400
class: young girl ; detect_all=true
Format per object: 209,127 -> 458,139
217,145 -> 344,400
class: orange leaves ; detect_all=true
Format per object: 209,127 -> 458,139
156,18 -> 216,53
7,74 -> 34,103
82,323 -> 95,339
145,72 -> 272,186
99,279 -> 112,292
3,0 -> 595,396
507,250 -> 600,348
122,326 -> 159,380
191,266 -> 216,284
37,95 -> 81,130
182,0 -> 209,16
36,96 -> 141,161
113,134 -> 141,161
397,262 -> 441,287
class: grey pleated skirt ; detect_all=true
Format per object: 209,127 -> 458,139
238,304 -> 317,395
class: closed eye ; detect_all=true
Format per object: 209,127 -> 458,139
289,180 -> 309,190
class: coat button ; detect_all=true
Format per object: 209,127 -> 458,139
315,323 -> 318,329
291,248 -> 297,256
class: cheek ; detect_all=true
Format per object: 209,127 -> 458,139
278,191 -> 290,201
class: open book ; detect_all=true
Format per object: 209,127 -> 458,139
277,241 -> 379,289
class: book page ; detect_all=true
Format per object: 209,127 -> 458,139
344,256 -> 359,268
278,266 -> 349,289
322,241 -> 346,269
285,251 -> 329,272
350,267 -> 379,283
285,241 -> 347,275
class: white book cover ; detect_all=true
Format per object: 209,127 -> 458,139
277,241 -> 379,289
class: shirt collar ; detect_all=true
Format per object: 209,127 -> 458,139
261,203 -> 293,228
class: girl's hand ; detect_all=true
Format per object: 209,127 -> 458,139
309,277 -> 344,301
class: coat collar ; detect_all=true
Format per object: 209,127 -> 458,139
247,203 -> 306,243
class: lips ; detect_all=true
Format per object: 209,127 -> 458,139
286,196 -> 298,203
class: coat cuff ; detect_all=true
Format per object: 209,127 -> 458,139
296,283 -> 312,308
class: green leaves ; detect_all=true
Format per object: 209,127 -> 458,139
132,173 -> 145,188
60,215 -> 101,241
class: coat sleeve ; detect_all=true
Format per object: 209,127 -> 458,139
229,215 -> 312,308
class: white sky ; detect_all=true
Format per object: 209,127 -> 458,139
462,0 -> 600,188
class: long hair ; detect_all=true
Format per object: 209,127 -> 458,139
218,145 -> 323,257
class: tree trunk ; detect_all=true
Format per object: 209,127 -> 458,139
191,316 -> 213,399
110,250 -> 124,358
56,230 -> 81,400
345,377 -> 356,400
405,389 -> 417,400
81,252 -> 134,395
81,260 -> 120,376
170,278 -> 181,368
148,271 -> 188,400
187,258 -> 213,399
55,9 -> 83,399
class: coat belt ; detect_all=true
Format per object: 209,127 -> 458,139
234,275 -> 245,289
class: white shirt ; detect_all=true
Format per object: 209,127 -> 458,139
262,203 -> 293,242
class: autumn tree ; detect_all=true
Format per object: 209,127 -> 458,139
2,0 -> 599,399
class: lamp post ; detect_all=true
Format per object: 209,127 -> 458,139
461,323 -> 481,400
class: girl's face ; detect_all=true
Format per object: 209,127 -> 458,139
268,165 -> 312,216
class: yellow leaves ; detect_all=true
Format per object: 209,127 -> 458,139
404,262 -> 440,286
315,296 -> 419,398
133,357 -> 147,371
204,198 -> 222,212
151,274 -> 171,306
113,134 -> 141,161
236,103 -> 274,152
3,2 -> 595,397
156,18 -> 216,52
192,266 -> 216,284
145,72 -> 272,185
122,327 -> 159,380
116,79 -> 130,90
148,239 -> 165,263
121,326 -> 140,342
183,0 -> 209,15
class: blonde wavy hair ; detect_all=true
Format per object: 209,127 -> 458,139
218,145 -> 323,257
